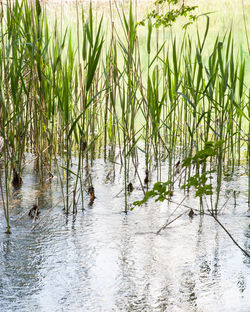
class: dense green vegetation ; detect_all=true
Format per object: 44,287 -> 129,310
0,0 -> 249,235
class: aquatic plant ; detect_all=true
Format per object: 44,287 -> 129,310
0,0 -> 249,232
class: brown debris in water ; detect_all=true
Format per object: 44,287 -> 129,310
12,168 -> 23,187
144,169 -> 149,184
28,204 -> 40,219
88,186 -> 95,206
127,182 -> 134,193
188,209 -> 194,218
174,160 -> 181,175
81,141 -> 87,152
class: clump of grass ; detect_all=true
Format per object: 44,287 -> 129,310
0,0 -> 249,231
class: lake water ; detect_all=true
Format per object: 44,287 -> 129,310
0,154 -> 249,311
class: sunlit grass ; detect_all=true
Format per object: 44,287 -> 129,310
0,0 -> 249,232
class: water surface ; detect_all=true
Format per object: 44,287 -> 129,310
0,157 -> 249,312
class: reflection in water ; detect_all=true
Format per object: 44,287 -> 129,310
0,230 -> 44,311
0,157 -> 250,312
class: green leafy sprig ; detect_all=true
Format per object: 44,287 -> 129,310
132,181 -> 173,208
132,141 -> 225,209
138,0 -> 198,28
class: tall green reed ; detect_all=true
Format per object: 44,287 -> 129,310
0,0 -> 249,224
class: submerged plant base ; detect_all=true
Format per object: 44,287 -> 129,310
188,208 -> 194,218
12,169 -> 23,188
28,205 -> 40,219
127,182 -> 134,193
4,228 -> 11,235
88,186 -> 96,206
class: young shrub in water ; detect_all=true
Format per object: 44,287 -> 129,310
132,141 -> 224,214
